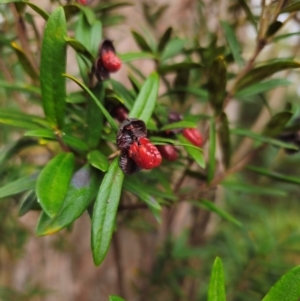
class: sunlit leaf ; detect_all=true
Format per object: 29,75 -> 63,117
208,257 -> 226,301
118,52 -> 155,62
92,158 -> 124,265
88,150 -> 109,172
109,296 -> 126,301
36,153 -> 75,218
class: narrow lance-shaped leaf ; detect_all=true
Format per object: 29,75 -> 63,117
280,1 -> 300,13
208,56 -> 227,115
263,111 -> 292,137
109,296 -> 126,301
64,74 -> 118,132
36,153 -> 75,218
0,174 -> 37,199
40,7 -> 67,129
220,21 -> 243,67
208,118 -> 216,183
65,37 -> 94,63
158,62 -> 202,75
208,257 -> 226,301
10,42 -> 39,79
92,158 -> 124,266
262,265 -> 300,301
157,27 -> 172,53
236,60 -> 300,90
85,83 -> 105,149
18,190 -> 40,217
131,30 -> 153,53
36,165 -> 101,236
128,72 -> 159,124
219,114 -> 231,168
23,1 -> 49,20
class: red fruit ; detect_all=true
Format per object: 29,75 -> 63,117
78,0 -> 91,4
101,51 -> 122,72
114,106 -> 128,122
182,128 -> 203,147
129,138 -> 162,170
157,145 -> 178,161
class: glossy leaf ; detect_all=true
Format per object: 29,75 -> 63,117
231,128 -> 298,150
18,190 -> 39,216
160,121 -> 197,131
158,62 -> 202,74
281,1 -> 300,13
36,165 -> 101,236
221,21 -> 243,67
219,113 -> 230,168
36,153 -> 75,218
208,118 -> 216,183
262,265 -> 300,301
246,166 -> 300,185
235,78 -> 291,99
208,57 -> 227,115
131,30 -> 153,53
92,158 -> 124,266
65,37 -> 94,63
263,112 -> 292,137
208,257 -> 226,301
10,42 -> 39,79
64,74 -> 118,132
0,174 -> 37,199
40,7 -> 67,129
24,129 -> 55,139
23,1 -> 49,20
178,135 -> 205,168
88,150 -> 109,172
118,52 -> 155,63
193,199 -> 241,227
236,60 -> 300,90
128,72 -> 159,124
85,83 -> 105,149
157,27 -> 172,53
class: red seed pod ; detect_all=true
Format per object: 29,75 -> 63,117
182,128 -> 203,147
101,51 -> 122,72
157,145 -> 178,161
129,138 -> 162,170
114,106 -> 129,123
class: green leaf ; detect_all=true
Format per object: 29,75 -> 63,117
273,32 -> 300,42
262,265 -> 300,301
235,78 -> 291,99
128,72 -> 159,124
208,257 -> 227,301
131,30 -> 153,53
0,109 -> 49,130
63,135 -> 89,151
220,21 -> 243,67
64,74 -> 118,132
89,21 -> 102,57
23,1 -> 49,20
65,37 -> 94,63
219,113 -> 230,168
161,38 -> 186,60
118,52 -> 155,63
109,296 -> 126,301
92,158 -> 124,266
236,60 -> 300,90
24,129 -> 55,139
36,165 -> 101,236
208,119 -> 216,183
164,86 -> 209,100
263,111 -> 292,137
208,56 -> 227,115
246,165 -> 300,185
0,80 -> 40,95
95,2 -> 133,12
0,174 -> 37,199
18,190 -> 39,216
40,7 -> 67,129
157,27 -> 172,53
158,62 -> 202,74
178,135 -> 205,168
36,153 -> 75,218
85,84 -> 105,149
88,150 -> 109,172
193,199 -> 241,227
281,1 -> 300,13
160,121 -> 197,131
64,4 -> 96,25
231,128 -> 298,150
110,79 -> 134,110
238,0 -> 257,30
266,21 -> 283,38
10,42 -> 39,79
